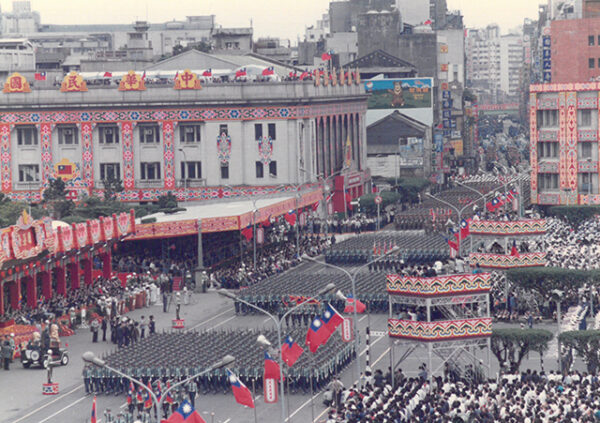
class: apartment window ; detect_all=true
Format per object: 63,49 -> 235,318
179,124 -> 201,143
538,173 -> 559,191
18,164 -> 39,182
219,124 -> 228,136
58,125 -> 78,145
537,110 -> 558,128
578,109 -> 593,127
269,161 -> 277,177
139,125 -> 160,144
538,142 -> 559,159
99,163 -> 121,180
267,123 -> 276,140
220,164 -> 229,179
589,35 -> 595,46
598,35 -> 600,45
579,172 -> 597,194
140,162 -> 161,180
99,125 -> 119,144
16,126 -> 37,146
590,58 -> 595,68
254,124 -> 263,140
579,142 -> 594,159
255,161 -> 264,178
181,161 -> 202,179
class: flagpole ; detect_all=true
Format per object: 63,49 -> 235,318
309,355 -> 316,423
252,377 -> 259,423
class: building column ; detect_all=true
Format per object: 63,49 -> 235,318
10,280 -> 20,310
55,266 -> 66,296
40,272 -> 51,300
102,252 -> 112,279
120,121 -> 135,190
162,121 -> 176,189
69,261 -> 80,290
0,123 -> 11,192
40,123 -> 54,185
83,259 -> 93,286
81,121 -> 94,192
25,276 -> 36,308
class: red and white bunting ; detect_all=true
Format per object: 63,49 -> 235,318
341,318 -> 354,342
263,378 -> 278,403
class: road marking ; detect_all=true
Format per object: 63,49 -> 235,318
12,384 -> 84,423
359,315 -> 367,322
38,395 -> 87,423
223,419 -> 231,423
189,307 -> 234,330
208,315 -> 236,330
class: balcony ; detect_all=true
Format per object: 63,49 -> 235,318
387,318 -> 492,341
14,181 -> 41,190
135,179 -> 163,188
177,179 -> 206,188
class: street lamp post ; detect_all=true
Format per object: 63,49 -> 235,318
425,193 -> 474,257
82,352 -> 235,423
218,282 -> 336,423
302,247 -> 399,388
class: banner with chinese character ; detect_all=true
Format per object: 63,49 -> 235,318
174,69 -> 201,90
60,71 -> 88,92
3,72 -> 31,93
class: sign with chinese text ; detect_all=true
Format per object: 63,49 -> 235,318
3,72 -> 31,93
174,69 -> 202,90
118,70 -> 146,91
60,71 -> 88,92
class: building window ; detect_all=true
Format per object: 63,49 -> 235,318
139,125 -> 160,144
579,172 -> 597,194
578,109 -> 593,127
140,162 -> 161,180
579,142 -> 594,159
598,35 -> 600,45
590,58 -> 595,68
538,142 -> 559,159
537,110 -> 558,128
18,164 -> 39,182
99,163 -> 121,180
268,123 -> 276,140
590,35 -> 595,46
179,124 -> 201,143
269,161 -> 277,177
254,124 -> 263,140
219,124 -> 228,136
256,161 -> 264,178
538,173 -> 559,191
16,126 -> 37,146
181,161 -> 202,179
220,164 -> 229,179
58,125 -> 78,145
99,125 -> 119,144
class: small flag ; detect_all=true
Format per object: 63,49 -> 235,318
156,380 -> 163,402
34,72 -> 46,81
262,66 -> 274,76
144,382 -> 152,409
127,382 -> 133,404
284,210 -> 297,226
321,303 -> 344,335
299,71 -> 310,80
165,381 -> 174,404
424,19 -> 433,25
226,369 -> 255,408
241,224 -> 253,241
510,240 -> 519,257
202,69 -> 212,77
57,164 -> 72,175
281,335 -> 303,366
459,218 -> 470,239
235,68 -> 247,78
321,52 -> 332,61
264,351 -> 281,380
305,316 -> 328,353
165,399 -> 207,423
344,294 -> 366,314
91,395 -> 97,423
103,71 -> 112,78
142,71 -> 146,80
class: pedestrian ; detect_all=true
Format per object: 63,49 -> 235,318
140,316 -> 146,339
149,315 -> 155,335
175,292 -> 182,320
101,318 -> 107,342
187,378 -> 197,408
91,319 -> 100,343
8,333 -> 15,362
2,336 -> 12,370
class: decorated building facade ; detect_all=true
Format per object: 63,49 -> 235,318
530,81 -> 600,205
0,71 -> 369,209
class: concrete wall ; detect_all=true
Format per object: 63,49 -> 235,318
398,33 -> 438,78
551,17 -> 600,83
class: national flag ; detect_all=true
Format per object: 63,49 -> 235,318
344,293 -> 366,314
144,382 -> 153,409
429,208 -> 436,222
34,72 -> 46,81
57,164 -> 72,175
175,71 -> 179,80
261,216 -> 272,227
202,69 -> 212,77
496,194 -> 505,207
486,197 -> 499,212
165,399 -> 207,423
325,193 -> 334,203
156,380 -> 163,402
505,190 -> 514,202
299,71 -> 310,80
459,219 -> 470,239
284,210 -> 297,226
103,71 -> 112,78
305,316 -> 329,353
262,66 -> 274,76
165,381 -> 174,404
264,351 -> 281,380
311,201 -> 319,212
321,52 -> 332,61
424,19 -> 433,25
127,382 -> 134,405
241,224 -> 253,241
91,395 -> 97,423
235,68 -> 247,78
281,335 -> 303,366
446,236 -> 458,252
136,385 -> 143,403
226,369 -> 255,408
510,240 -> 519,257
142,71 -> 146,80
321,303 -> 344,337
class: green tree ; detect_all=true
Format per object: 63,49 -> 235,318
506,267 -> 600,298
42,178 -> 74,219
157,192 -> 178,210
559,330 -> 600,373
102,175 -> 124,202
491,328 -> 553,373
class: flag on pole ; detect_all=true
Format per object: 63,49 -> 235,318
305,316 -> 329,353
103,71 -> 112,78
165,381 -> 174,404
264,351 -> 281,380
226,369 -> 255,408
34,72 -> 47,81
281,335 -> 303,366
165,399 -> 207,423
344,294 -> 367,314
510,240 -> 519,257
262,66 -> 274,76
321,303 -> 344,335
321,52 -> 332,61
202,69 -> 212,77
144,382 -> 153,409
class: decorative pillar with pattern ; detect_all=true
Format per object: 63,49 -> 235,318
40,123 -> 53,184
0,124 -> 11,192
529,93 -> 538,201
81,122 -> 94,190
162,121 -> 176,189
565,92 -> 578,195
558,92 -> 568,190
121,122 -> 135,189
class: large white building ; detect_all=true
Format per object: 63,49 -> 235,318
466,25 -> 523,101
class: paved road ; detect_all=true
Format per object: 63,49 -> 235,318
0,289 -> 579,423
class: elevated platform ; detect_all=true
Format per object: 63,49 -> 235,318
468,252 -> 547,269
469,219 -> 546,236
387,318 -> 492,342
386,273 -> 491,297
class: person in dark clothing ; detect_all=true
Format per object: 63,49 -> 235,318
101,318 -> 108,342
149,315 -> 156,335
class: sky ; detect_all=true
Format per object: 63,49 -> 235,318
6,0 -> 541,40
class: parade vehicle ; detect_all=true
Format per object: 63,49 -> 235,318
20,334 -> 69,368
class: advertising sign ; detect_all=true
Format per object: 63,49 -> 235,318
364,78 -> 433,109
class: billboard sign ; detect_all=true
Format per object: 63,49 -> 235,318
364,78 -> 433,110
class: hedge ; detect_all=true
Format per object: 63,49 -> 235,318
357,191 -> 401,214
506,267 -> 600,297
547,205 -> 600,226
